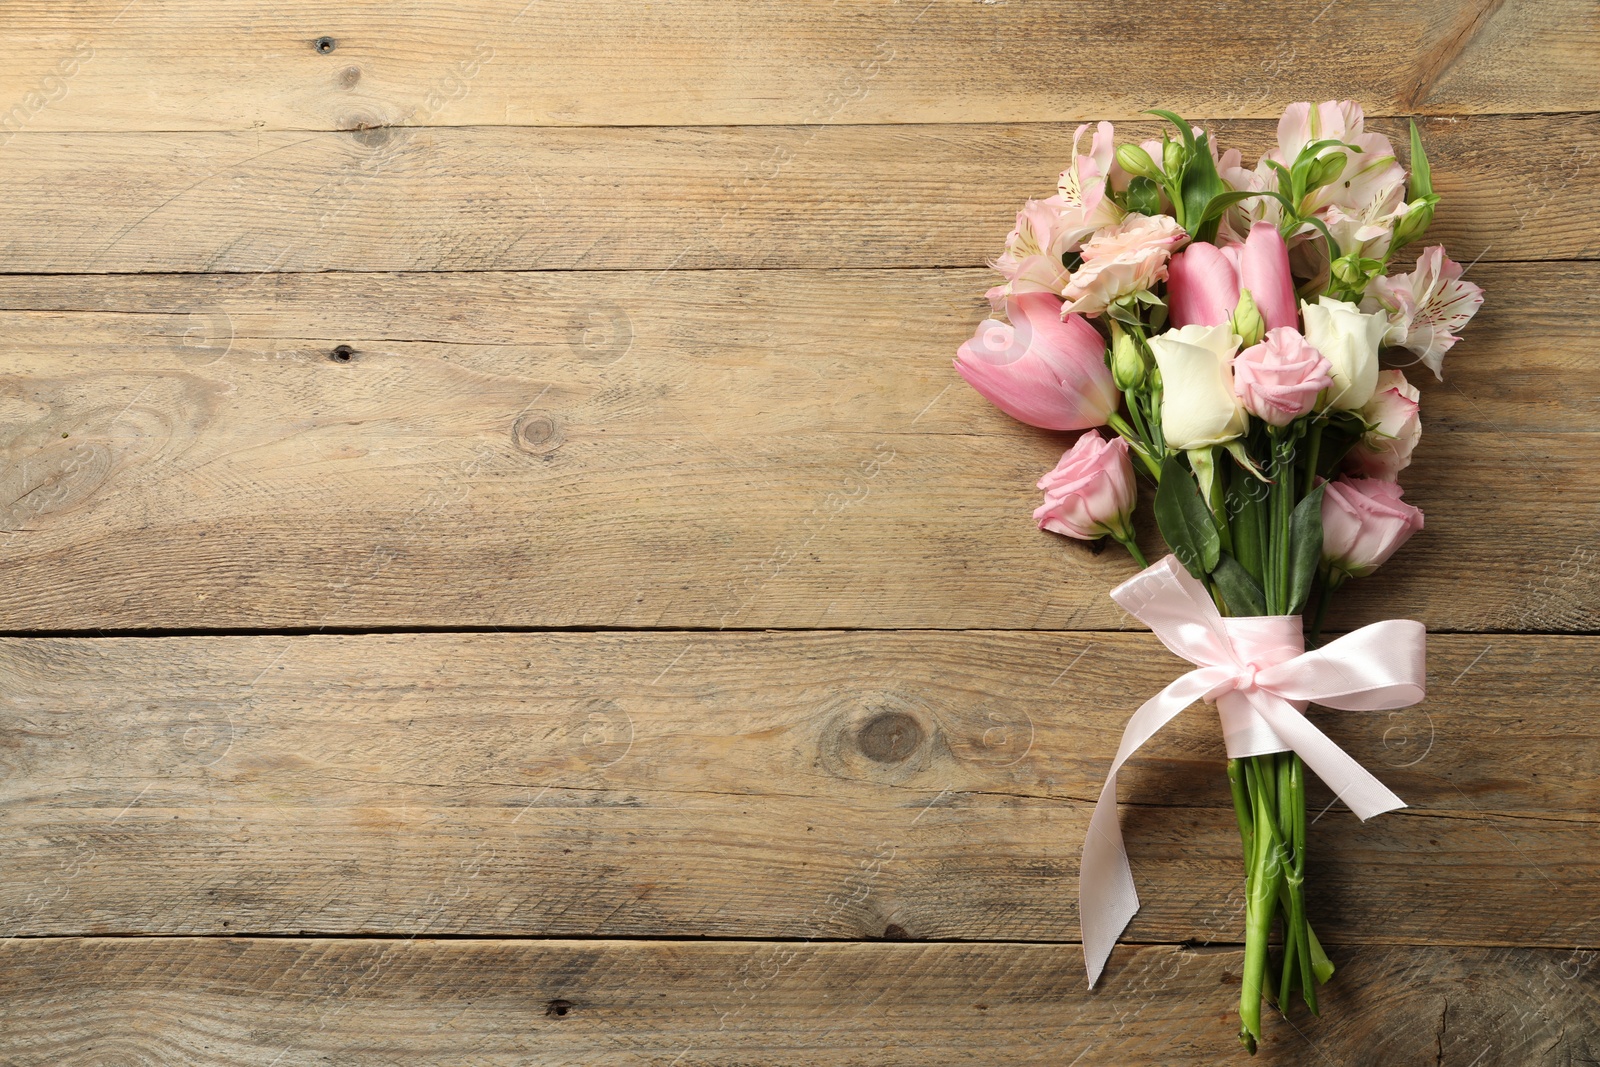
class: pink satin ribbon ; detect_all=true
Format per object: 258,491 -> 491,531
1081,554 -> 1426,987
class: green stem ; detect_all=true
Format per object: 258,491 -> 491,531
1108,412 -> 1162,480
1112,534 -> 1149,569
1302,420 -> 1324,496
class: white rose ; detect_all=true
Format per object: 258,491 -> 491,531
1149,323 -> 1246,450
1302,296 -> 1388,411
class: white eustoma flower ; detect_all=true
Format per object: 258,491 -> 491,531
1148,323 -> 1246,449
1302,296 -> 1388,411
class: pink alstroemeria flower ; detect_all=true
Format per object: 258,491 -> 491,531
1363,246 -> 1485,378
954,291 -> 1118,430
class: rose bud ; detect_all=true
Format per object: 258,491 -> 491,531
1233,327 -> 1333,427
1321,476 -> 1425,579
1033,432 -> 1138,542
954,292 -> 1118,430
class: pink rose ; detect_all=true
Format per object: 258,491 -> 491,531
1344,370 -> 1421,480
1321,477 -> 1424,578
1167,222 -> 1297,331
954,291 -> 1118,430
1061,213 -> 1188,316
1232,327 -> 1332,426
1033,433 -> 1137,541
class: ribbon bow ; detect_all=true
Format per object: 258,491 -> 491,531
1080,554 -> 1426,987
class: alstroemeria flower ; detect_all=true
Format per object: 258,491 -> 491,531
1061,212 -> 1187,316
1055,121 -> 1127,247
1268,101 -> 1405,222
989,197 -> 1075,304
1323,175 -> 1408,261
1344,369 -> 1421,480
1363,246 -> 1485,378
954,291 -> 1118,430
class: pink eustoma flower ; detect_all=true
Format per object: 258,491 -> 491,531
1033,433 -> 1137,541
954,292 -> 1118,430
1233,327 -> 1333,426
1343,370 -> 1422,481
1321,476 -> 1425,578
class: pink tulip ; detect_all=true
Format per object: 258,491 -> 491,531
1034,433 -> 1137,541
1166,222 -> 1297,332
1166,241 -> 1238,328
1321,477 -> 1424,579
954,292 -> 1118,430
1233,327 -> 1332,426
1234,221 -> 1298,332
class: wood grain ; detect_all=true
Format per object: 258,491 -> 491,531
2,633 -> 1594,945
0,266 -> 1594,632
0,114 -> 1594,275
1,937 -> 1592,1065
1,1 -> 1595,132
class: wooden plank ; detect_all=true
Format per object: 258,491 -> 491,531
0,266 -> 1594,632
0,114 -> 1594,274
1,0 -> 1594,132
0,938 -> 1592,1065
2,633 -> 1595,944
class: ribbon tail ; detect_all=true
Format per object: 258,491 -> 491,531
1250,694 -> 1406,821
1081,667 -> 1229,987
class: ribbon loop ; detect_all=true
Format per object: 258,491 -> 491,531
1081,555 -> 1426,988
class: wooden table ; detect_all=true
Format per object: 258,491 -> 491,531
1,2 -> 1596,1063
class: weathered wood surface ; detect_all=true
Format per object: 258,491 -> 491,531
2,633 -> 1594,945
0,114 -> 1595,275
3,0 -> 1594,131
0,266 -> 1593,632
1,938 -> 1593,1066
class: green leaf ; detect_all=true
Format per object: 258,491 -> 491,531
1154,454 -> 1221,579
1212,553 -> 1267,617
1407,120 -> 1433,200
1124,175 -> 1161,216
1285,484 -> 1328,614
1144,109 -> 1196,153
1199,189 -> 1265,225
1181,132 -> 1230,243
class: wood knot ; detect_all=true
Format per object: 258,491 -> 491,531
313,36 -> 336,54
329,345 -> 356,363
513,412 -> 564,455
545,999 -> 575,1017
338,65 -> 361,89
856,711 -> 924,764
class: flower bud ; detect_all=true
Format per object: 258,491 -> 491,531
1163,140 -> 1185,178
1302,152 -> 1347,194
1115,143 -> 1162,181
1388,195 -> 1438,252
1110,326 -> 1147,390
1230,287 -> 1265,348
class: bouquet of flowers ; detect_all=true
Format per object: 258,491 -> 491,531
953,101 -> 1483,1051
